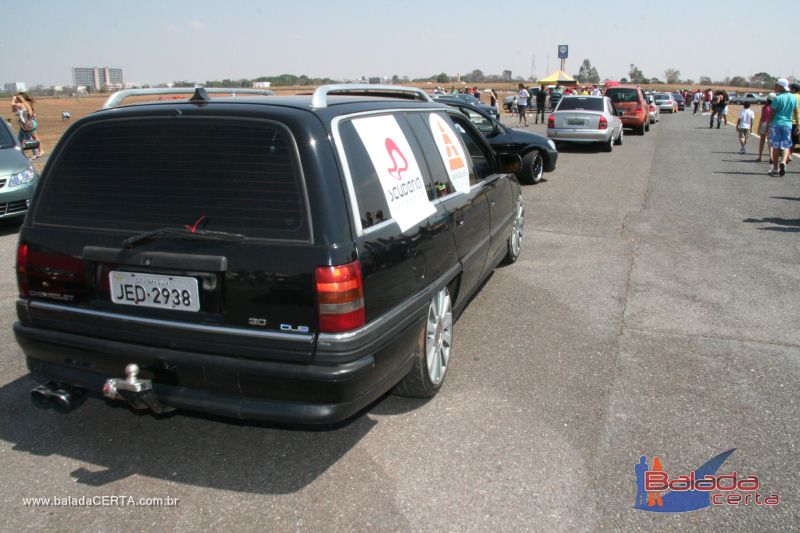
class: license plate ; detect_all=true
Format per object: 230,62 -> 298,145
567,119 -> 585,126
109,271 -> 200,312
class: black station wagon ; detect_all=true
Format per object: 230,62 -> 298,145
15,85 -> 524,424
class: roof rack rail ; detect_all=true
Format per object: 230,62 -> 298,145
101,87 -> 275,109
310,84 -> 432,109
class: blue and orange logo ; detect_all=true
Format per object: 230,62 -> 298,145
634,449 -> 780,512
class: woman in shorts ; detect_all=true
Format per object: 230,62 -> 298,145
756,94 -> 774,163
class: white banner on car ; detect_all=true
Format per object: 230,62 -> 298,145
352,115 -> 435,232
428,113 -> 470,194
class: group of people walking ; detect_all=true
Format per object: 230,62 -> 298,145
514,83 -> 561,127
684,82 -> 799,176
689,88 -> 731,127
758,79 -> 799,177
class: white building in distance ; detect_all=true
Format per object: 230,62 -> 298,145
72,67 -> 124,91
4,82 -> 27,93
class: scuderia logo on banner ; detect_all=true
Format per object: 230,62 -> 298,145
352,115 -> 435,232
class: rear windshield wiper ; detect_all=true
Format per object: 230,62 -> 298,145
123,227 -> 246,249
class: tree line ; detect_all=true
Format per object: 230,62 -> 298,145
178,63 -> 781,89
624,64 -> 779,88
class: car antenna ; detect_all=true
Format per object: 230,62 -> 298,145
189,87 -> 211,103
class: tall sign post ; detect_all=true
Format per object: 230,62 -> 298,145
558,45 -> 568,72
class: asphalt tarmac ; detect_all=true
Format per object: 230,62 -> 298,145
0,110 -> 797,531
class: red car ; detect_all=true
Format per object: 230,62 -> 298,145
604,86 -> 650,135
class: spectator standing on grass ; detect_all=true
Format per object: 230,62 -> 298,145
17,93 -> 44,157
516,83 -> 529,127
535,88 -> 547,124
756,93 -> 775,163
767,78 -> 799,177
736,102 -> 755,154
11,95 -> 42,159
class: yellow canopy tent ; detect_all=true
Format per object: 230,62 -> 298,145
537,70 -> 577,86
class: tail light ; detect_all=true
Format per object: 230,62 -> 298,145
649,104 -> 655,112
547,115 -> 555,128
598,116 -> 608,130
16,243 -> 85,300
315,260 -> 365,333
16,243 -> 28,297
635,105 -> 643,112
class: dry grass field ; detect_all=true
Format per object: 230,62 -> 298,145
5,95 -> 107,151
4,95 -> 107,172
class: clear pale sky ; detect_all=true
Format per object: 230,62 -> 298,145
2,0 -> 796,87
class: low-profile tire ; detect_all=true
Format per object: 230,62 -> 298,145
614,128 -> 623,145
645,121 -> 650,132
637,123 -> 645,135
520,150 -> 544,184
503,195 -> 524,264
393,286 -> 453,398
603,136 -> 613,152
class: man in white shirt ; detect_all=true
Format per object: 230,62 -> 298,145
692,91 -> 701,114
516,83 -> 529,126
737,102 -> 755,154
591,85 -> 602,96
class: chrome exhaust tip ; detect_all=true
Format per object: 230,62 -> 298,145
30,382 -> 86,412
30,384 -> 54,409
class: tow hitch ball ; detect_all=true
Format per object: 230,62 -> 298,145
103,364 -> 175,414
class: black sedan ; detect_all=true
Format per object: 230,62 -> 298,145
670,92 -> 686,111
431,94 -> 500,120
440,100 -> 557,184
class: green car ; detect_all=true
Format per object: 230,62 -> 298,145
0,119 -> 39,219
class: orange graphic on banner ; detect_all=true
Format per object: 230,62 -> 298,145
648,456 -> 664,507
435,121 -> 466,173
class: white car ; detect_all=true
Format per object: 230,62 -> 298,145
652,93 -> 678,113
645,94 -> 660,124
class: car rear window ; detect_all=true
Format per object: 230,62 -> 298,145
606,89 -> 640,103
34,118 -> 309,241
556,98 -> 604,111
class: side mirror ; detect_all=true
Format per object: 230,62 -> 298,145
23,140 -> 40,151
498,154 -> 522,175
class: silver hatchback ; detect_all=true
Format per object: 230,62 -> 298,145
0,119 -> 39,219
546,96 -> 623,152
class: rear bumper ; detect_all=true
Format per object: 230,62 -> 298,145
15,314 -> 422,425
547,128 -> 612,143
619,115 -> 647,127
